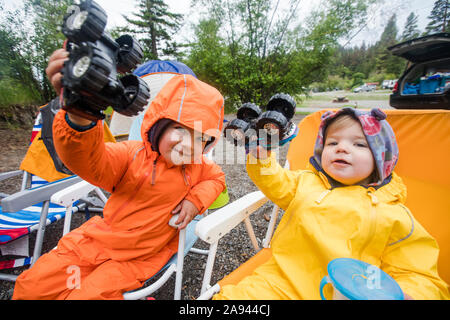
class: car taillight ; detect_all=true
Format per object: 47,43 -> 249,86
393,81 -> 398,93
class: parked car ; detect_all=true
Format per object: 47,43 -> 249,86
353,84 -> 374,93
388,33 -> 450,109
382,79 -> 397,89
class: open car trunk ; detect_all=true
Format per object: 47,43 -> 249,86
389,33 -> 450,110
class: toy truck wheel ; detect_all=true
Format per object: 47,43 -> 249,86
266,93 -> 296,120
256,111 -> 288,141
62,44 -> 112,93
114,75 -> 150,117
63,0 -> 107,43
116,35 -> 144,74
224,119 -> 250,146
237,103 -> 262,122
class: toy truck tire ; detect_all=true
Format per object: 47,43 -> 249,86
116,35 -> 145,74
266,93 -> 296,120
63,0 -> 107,43
114,75 -> 150,117
237,103 -> 262,121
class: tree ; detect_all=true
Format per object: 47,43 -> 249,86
0,25 -> 43,106
188,0 -> 376,111
0,0 -> 72,105
375,14 -> 404,76
425,0 -> 450,34
188,19 -> 234,100
402,12 -> 421,40
352,72 -> 366,87
121,0 -> 184,60
24,0 -> 72,101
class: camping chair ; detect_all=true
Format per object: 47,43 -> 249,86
48,161 -> 214,300
46,60 -> 229,300
0,105 -> 112,282
195,109 -> 450,299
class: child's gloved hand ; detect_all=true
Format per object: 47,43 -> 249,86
245,122 -> 299,155
171,199 -> 199,230
249,145 -> 271,160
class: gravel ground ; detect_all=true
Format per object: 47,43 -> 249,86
0,114 -> 305,300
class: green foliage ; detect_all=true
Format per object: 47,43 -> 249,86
374,14 -> 404,76
25,0 -> 72,100
425,0 -> 450,34
0,0 -> 72,107
119,0 -> 184,60
325,10 -> 420,91
402,12 -> 421,41
351,72 -> 365,88
310,75 -> 352,92
187,0 -> 374,112
0,78 -> 40,107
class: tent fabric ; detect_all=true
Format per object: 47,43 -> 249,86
133,60 -> 197,78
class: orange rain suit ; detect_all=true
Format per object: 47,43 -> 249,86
13,74 -> 226,299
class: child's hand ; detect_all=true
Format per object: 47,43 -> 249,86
249,145 -> 271,160
46,49 -> 69,94
46,49 -> 93,126
171,199 -> 199,229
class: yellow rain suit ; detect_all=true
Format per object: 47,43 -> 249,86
215,152 -> 449,300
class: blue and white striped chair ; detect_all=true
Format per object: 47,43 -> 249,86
0,173 -> 85,278
0,176 -> 67,256
0,116 -> 107,281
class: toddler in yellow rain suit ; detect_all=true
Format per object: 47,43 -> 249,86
215,107 -> 449,300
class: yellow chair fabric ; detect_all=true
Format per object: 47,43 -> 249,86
20,121 -> 116,182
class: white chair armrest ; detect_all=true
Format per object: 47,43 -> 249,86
195,191 -> 268,244
0,170 -> 23,182
50,180 -> 97,207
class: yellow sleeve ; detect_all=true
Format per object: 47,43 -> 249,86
381,208 -> 450,300
246,152 -> 303,211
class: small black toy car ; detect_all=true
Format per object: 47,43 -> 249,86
224,93 -> 298,150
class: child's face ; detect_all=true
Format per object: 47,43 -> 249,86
321,118 -> 375,186
158,122 -> 209,166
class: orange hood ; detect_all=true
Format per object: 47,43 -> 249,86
140,74 -> 225,156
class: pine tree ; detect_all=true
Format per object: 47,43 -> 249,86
375,14 -> 404,76
402,12 -> 421,40
425,0 -> 450,34
122,0 -> 184,60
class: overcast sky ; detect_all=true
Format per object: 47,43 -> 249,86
1,0 -> 437,47
95,0 -> 437,47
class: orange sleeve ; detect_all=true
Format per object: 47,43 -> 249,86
185,156 -> 226,214
52,110 -> 130,193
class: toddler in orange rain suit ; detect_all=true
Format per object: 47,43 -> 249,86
13,57 -> 226,299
